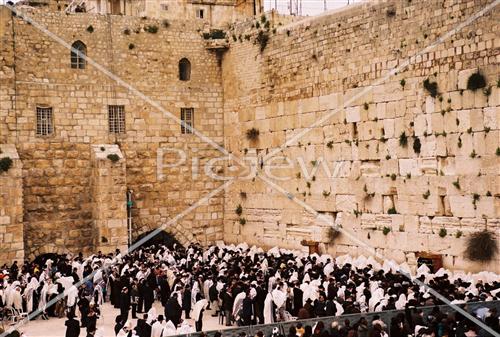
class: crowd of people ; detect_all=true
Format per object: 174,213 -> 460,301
0,242 -> 499,337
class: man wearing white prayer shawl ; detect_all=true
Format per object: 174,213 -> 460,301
24,277 -> 39,313
263,292 -> 275,324
151,315 -> 167,337
147,307 -> 157,325
232,291 -> 246,319
192,298 -> 208,331
176,321 -> 194,334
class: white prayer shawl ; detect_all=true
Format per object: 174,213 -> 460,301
66,285 -> 79,307
263,293 -> 274,324
12,289 -> 22,310
323,262 -> 334,278
163,321 -> 177,336
176,321 -> 194,334
151,321 -> 166,337
147,307 -> 157,325
191,282 -> 200,306
38,283 -> 49,311
57,276 -> 74,291
25,277 -> 39,312
334,300 -> 344,316
192,299 -> 208,322
203,279 -> 213,299
94,283 -> 104,306
271,289 -> 286,309
232,291 -> 246,317
395,293 -> 407,310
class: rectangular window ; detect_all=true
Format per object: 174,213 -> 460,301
180,108 -> 194,134
108,105 -> 125,134
196,9 -> 204,19
160,3 -> 168,10
36,106 -> 53,136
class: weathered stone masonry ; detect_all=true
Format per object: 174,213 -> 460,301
221,0 -> 499,273
0,8 -> 225,262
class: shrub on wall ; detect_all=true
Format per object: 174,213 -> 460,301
86,25 -> 94,33
423,78 -> 439,97
465,230 -> 498,262
0,157 -> 13,173
466,71 -> 486,91
412,137 -> 421,154
107,154 -> 120,162
256,30 -> 269,52
145,25 -> 159,34
246,128 -> 260,141
235,204 -> 243,216
203,29 -> 226,40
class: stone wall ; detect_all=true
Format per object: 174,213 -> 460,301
221,0 -> 500,273
0,144 -> 24,265
0,7 -> 225,261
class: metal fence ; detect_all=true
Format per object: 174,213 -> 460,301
173,300 -> 500,337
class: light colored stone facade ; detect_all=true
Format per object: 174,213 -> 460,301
0,0 -> 498,273
221,0 -> 500,273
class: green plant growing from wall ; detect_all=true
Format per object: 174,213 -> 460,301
107,154 -> 120,162
235,204 -> 243,216
388,207 -> 397,214
203,29 -> 226,39
0,157 -> 13,173
246,128 -> 259,141
455,230 -> 463,238
423,190 -> 430,199
129,43 -> 135,50
439,228 -> 447,238
470,150 -> 477,158
326,141 -> 333,149
496,147 -> 500,156
123,28 -> 131,35
466,71 -> 486,91
400,79 -> 406,88
306,181 -> 311,189
86,25 -> 94,33
363,102 -> 369,110
239,218 -> 246,225
322,190 -> 330,198
399,131 -> 408,147
412,137 -> 421,154
162,19 -> 170,28
256,30 -> 270,52
452,179 -> 461,190
465,230 -> 498,262
382,227 -> 391,235
145,25 -> 158,33
390,174 -> 397,181
240,191 -> 247,199
423,78 -> 438,97
483,86 -> 492,97
467,127 -> 473,134
472,193 -> 480,209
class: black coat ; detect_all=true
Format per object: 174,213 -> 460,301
293,287 -> 303,314
65,318 -> 80,337
165,297 -> 182,327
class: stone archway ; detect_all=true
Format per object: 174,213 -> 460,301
132,229 -> 183,249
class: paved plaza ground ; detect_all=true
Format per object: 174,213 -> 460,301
14,302 -> 227,337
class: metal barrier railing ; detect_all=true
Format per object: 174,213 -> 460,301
173,300 -> 500,337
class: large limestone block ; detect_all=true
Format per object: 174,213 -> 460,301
449,195 -> 476,218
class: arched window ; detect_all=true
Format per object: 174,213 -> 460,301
179,58 -> 191,81
71,40 -> 86,69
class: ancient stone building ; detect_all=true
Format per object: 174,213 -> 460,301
0,0 -> 498,273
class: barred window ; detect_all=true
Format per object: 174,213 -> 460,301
180,108 -> 194,134
108,105 -> 125,134
36,107 -> 53,136
70,40 -> 86,69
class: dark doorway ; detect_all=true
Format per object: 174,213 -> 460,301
132,230 -> 182,249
